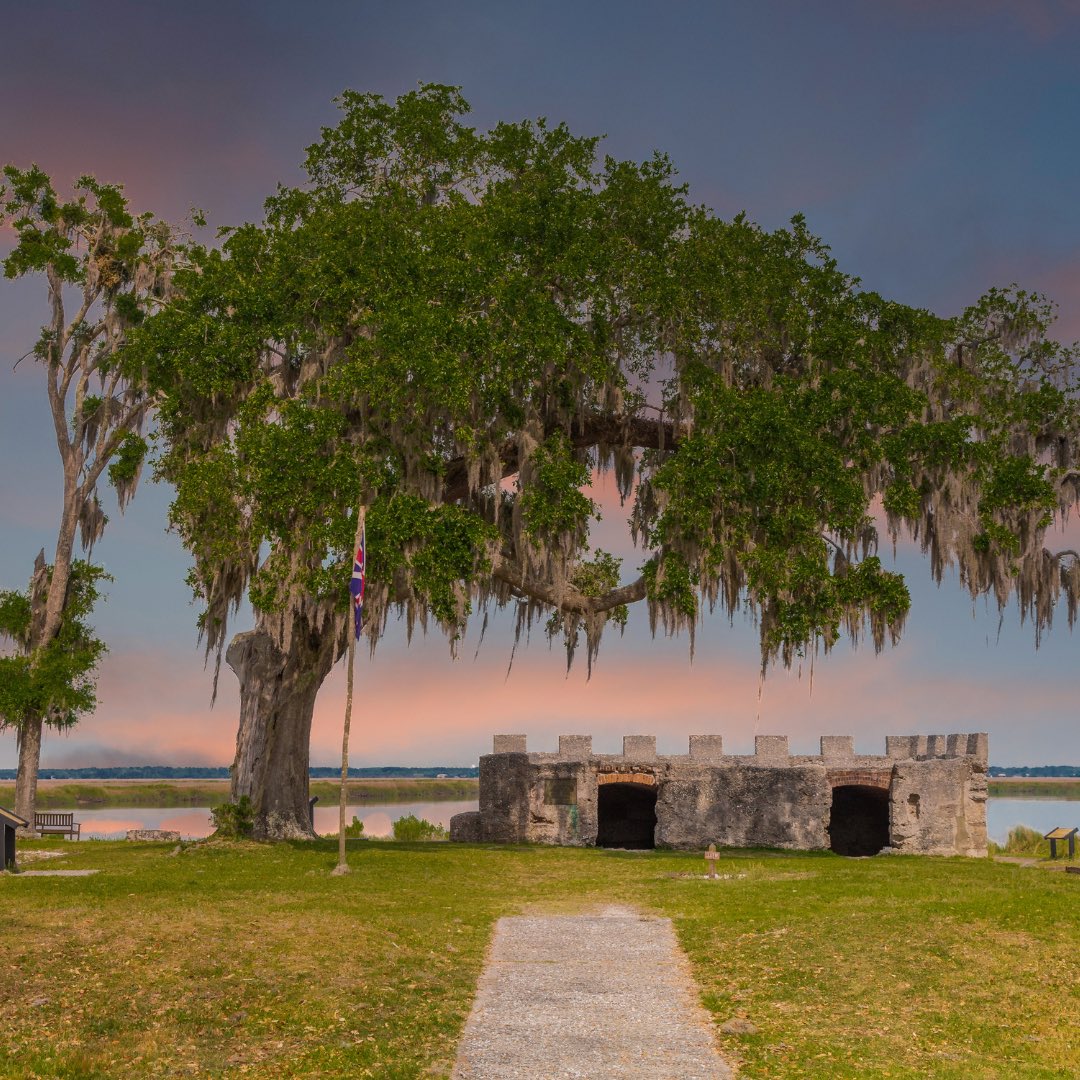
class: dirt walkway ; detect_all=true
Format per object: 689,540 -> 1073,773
452,906 -> 732,1079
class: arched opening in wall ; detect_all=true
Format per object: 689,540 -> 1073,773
596,783 -> 657,849
829,784 -> 890,856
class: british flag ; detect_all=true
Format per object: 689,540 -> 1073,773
349,526 -> 366,639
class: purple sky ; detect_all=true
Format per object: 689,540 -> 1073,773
1,2 -> 1078,769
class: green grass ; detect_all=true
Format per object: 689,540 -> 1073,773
2,841 -> 1078,1079
988,779 -> 1080,799
0,777 -> 479,810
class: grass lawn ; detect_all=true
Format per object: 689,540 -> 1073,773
2,840 -> 1078,1079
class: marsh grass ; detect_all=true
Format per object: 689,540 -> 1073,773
988,824 -> 1080,864
1,841 -> 1077,1078
988,779 -> 1080,799
0,777 -> 478,810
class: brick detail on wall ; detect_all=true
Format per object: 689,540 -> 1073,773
827,768 -> 892,791
597,770 -> 656,786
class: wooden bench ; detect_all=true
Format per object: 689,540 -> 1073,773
34,811 -> 81,840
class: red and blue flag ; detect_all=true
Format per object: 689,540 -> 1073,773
349,526 -> 366,639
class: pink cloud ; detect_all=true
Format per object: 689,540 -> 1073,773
1030,259 -> 1080,344
22,590 -> 1079,775
40,648 -> 241,767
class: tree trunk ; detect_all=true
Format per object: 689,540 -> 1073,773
226,610 -> 340,840
15,491 -> 80,834
14,714 -> 43,833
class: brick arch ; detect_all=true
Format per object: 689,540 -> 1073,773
597,770 -> 656,786
827,768 -> 892,791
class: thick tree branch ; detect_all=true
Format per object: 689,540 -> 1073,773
440,411 -> 680,502
1048,548 -> 1079,563
492,556 -> 648,615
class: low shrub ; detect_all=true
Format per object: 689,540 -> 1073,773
344,815 -> 365,838
210,796 -> 254,839
391,814 -> 446,841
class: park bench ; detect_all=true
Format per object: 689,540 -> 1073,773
34,811 -> 81,840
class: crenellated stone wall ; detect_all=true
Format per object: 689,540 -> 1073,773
450,732 -> 988,856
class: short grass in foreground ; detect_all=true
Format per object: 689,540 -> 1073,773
1,841 -> 1077,1079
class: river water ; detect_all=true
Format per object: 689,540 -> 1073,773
48,796 -> 1080,844
984,798 -> 1079,844
64,799 -> 480,840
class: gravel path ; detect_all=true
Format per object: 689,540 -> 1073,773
452,906 -> 732,1079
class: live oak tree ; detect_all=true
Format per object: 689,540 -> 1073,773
0,167 -> 181,823
140,85 -> 1080,840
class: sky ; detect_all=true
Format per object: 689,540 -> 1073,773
1,1 -> 1078,769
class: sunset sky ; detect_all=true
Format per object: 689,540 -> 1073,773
1,1 -> 1078,770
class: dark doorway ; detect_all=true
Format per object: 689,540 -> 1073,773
596,783 -> 657,849
829,785 -> 890,856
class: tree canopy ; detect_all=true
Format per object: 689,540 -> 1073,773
143,84 -> 1080,672
126,84 -> 1080,836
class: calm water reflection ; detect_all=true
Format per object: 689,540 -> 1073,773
54,796 -> 1080,845
64,800 -> 480,840
985,797 -> 1080,844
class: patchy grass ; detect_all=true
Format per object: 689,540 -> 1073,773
0,777 -> 479,810
1,841 -> 1077,1078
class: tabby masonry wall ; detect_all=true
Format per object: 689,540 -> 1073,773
450,733 -> 988,856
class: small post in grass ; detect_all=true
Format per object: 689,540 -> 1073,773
333,505 -> 366,877
704,843 -> 719,879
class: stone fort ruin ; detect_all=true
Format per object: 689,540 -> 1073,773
449,733 -> 988,856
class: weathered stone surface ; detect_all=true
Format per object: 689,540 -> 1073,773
623,735 -> 657,760
450,811 -> 482,843
754,735 -> 789,763
476,752 -> 533,842
125,829 -> 181,842
455,732 -> 988,857
820,735 -> 854,759
888,757 -> 987,856
558,734 -> 591,760
656,765 -> 830,851
689,734 -> 724,761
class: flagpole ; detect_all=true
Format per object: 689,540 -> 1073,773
333,505 -> 365,876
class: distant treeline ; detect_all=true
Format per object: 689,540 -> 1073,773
0,764 -> 479,780
987,766 -> 1080,777
4,763 -> 1073,780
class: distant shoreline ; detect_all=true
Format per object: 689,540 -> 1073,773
0,777 -> 479,809
2,775 -> 1076,810
987,777 -> 1080,798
